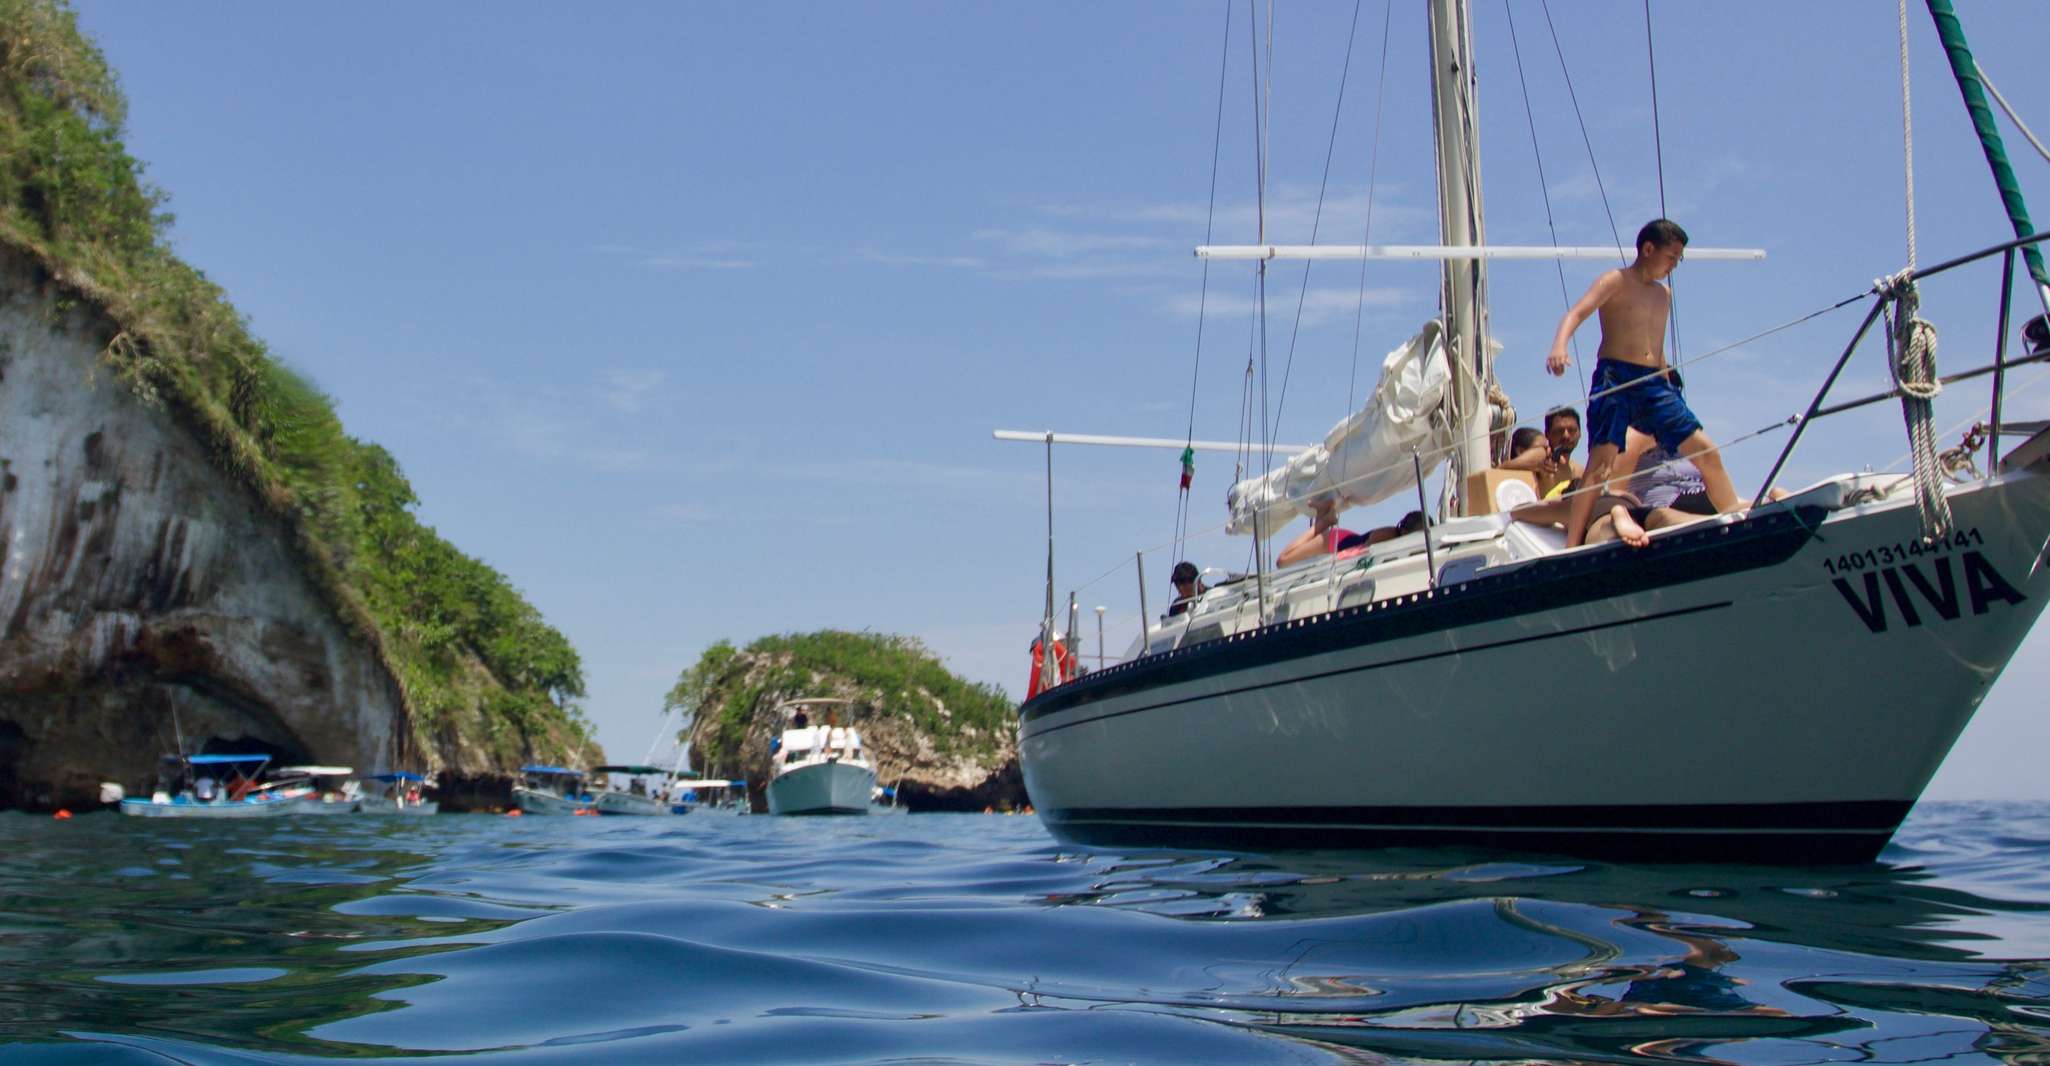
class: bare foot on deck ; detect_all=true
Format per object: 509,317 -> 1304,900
1610,504 -> 1651,548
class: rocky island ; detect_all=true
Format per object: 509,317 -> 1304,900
667,630 -> 1025,812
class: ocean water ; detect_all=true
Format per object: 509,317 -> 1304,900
3,804 -> 2050,1064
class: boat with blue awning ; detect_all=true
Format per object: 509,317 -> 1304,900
119,754 -> 294,818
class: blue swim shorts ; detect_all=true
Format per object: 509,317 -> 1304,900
1586,359 -> 1702,453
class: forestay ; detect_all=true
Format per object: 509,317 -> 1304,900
1225,319 -> 1455,536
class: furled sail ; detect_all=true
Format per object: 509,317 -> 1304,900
1225,320 -> 1455,536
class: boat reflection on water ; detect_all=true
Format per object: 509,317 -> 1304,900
1036,812 -> 2050,1063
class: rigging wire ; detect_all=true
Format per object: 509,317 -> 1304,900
1503,0 -> 1588,407
1251,0 -> 1274,574
1538,0 -> 1623,260
1643,0 -> 1682,367
1175,0 -> 1236,563
1268,0 -> 1367,448
1975,62 -> 2050,167
1346,0 -> 1395,420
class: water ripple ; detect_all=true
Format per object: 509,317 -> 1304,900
0,804 -> 2046,1062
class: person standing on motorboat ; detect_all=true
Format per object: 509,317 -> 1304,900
1544,219 -> 1740,547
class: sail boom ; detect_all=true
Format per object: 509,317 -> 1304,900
993,430 -> 1312,454
1196,244 -> 1767,262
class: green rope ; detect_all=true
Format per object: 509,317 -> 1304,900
1925,0 -> 2050,291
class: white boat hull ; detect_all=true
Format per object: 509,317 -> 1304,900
287,795 -> 360,815
595,790 -> 673,816
119,794 -> 293,819
358,796 -> 438,815
766,760 -> 877,816
1019,470 -> 2050,861
513,787 -> 595,815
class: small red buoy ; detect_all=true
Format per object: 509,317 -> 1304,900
52,810 -> 71,820
505,809 -> 524,817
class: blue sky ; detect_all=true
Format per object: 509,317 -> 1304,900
70,2 -> 2050,796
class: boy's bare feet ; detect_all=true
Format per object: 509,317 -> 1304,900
1610,504 -> 1651,548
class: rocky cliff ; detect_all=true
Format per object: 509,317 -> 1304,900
0,0 -> 596,807
670,631 -> 1025,812
0,249 -> 411,805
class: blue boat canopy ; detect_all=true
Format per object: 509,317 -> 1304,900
188,754 -> 272,765
591,765 -> 668,775
520,765 -> 583,776
371,772 -> 426,783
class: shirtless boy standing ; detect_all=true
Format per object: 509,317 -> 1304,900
1544,219 -> 1739,546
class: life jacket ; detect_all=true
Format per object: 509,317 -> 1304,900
1026,640 -> 1075,699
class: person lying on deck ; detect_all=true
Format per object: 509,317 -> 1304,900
1275,500 -> 1425,568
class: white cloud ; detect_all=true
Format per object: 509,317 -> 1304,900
855,251 -> 988,269
592,241 -> 758,271
599,369 -> 666,415
1170,285 -> 1415,326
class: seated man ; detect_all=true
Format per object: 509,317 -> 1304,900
1167,561 -> 1207,617
1275,501 -> 1425,567
1500,406 -> 1585,497
1510,427 -> 1657,531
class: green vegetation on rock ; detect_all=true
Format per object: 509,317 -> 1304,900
665,631 -> 1014,772
0,0 -> 592,764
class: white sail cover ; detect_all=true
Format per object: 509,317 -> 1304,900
1225,320 -> 1454,536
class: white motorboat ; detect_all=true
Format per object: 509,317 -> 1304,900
764,699 -> 878,816
119,754 -> 294,819
265,765 -> 360,814
358,772 -> 438,815
512,765 -> 597,815
591,765 -> 678,816
1008,2 -> 2050,861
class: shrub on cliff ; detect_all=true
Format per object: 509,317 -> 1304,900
0,0 -> 590,764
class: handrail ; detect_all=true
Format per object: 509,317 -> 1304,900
1808,348 -> 2050,420
1903,229 -> 2049,284
1753,230 -> 2050,505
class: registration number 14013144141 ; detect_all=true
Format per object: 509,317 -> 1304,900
1822,527 -> 1982,577
1822,527 -> 2028,634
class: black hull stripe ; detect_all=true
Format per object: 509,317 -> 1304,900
1041,801 -> 1913,863
1024,599 -> 1731,739
1020,507 -> 1826,725
1044,800 -> 1910,832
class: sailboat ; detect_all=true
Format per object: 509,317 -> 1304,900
1009,1 -> 2050,861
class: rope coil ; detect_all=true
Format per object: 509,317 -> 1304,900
1879,271 -> 1950,539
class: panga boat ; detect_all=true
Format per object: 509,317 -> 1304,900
358,772 -> 438,815
264,765 -> 360,814
1008,1 -> 2050,862
591,765 -> 678,816
119,754 -> 293,818
764,699 -> 877,816
513,765 -> 597,815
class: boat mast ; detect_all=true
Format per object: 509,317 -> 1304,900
1427,0 -> 1493,515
